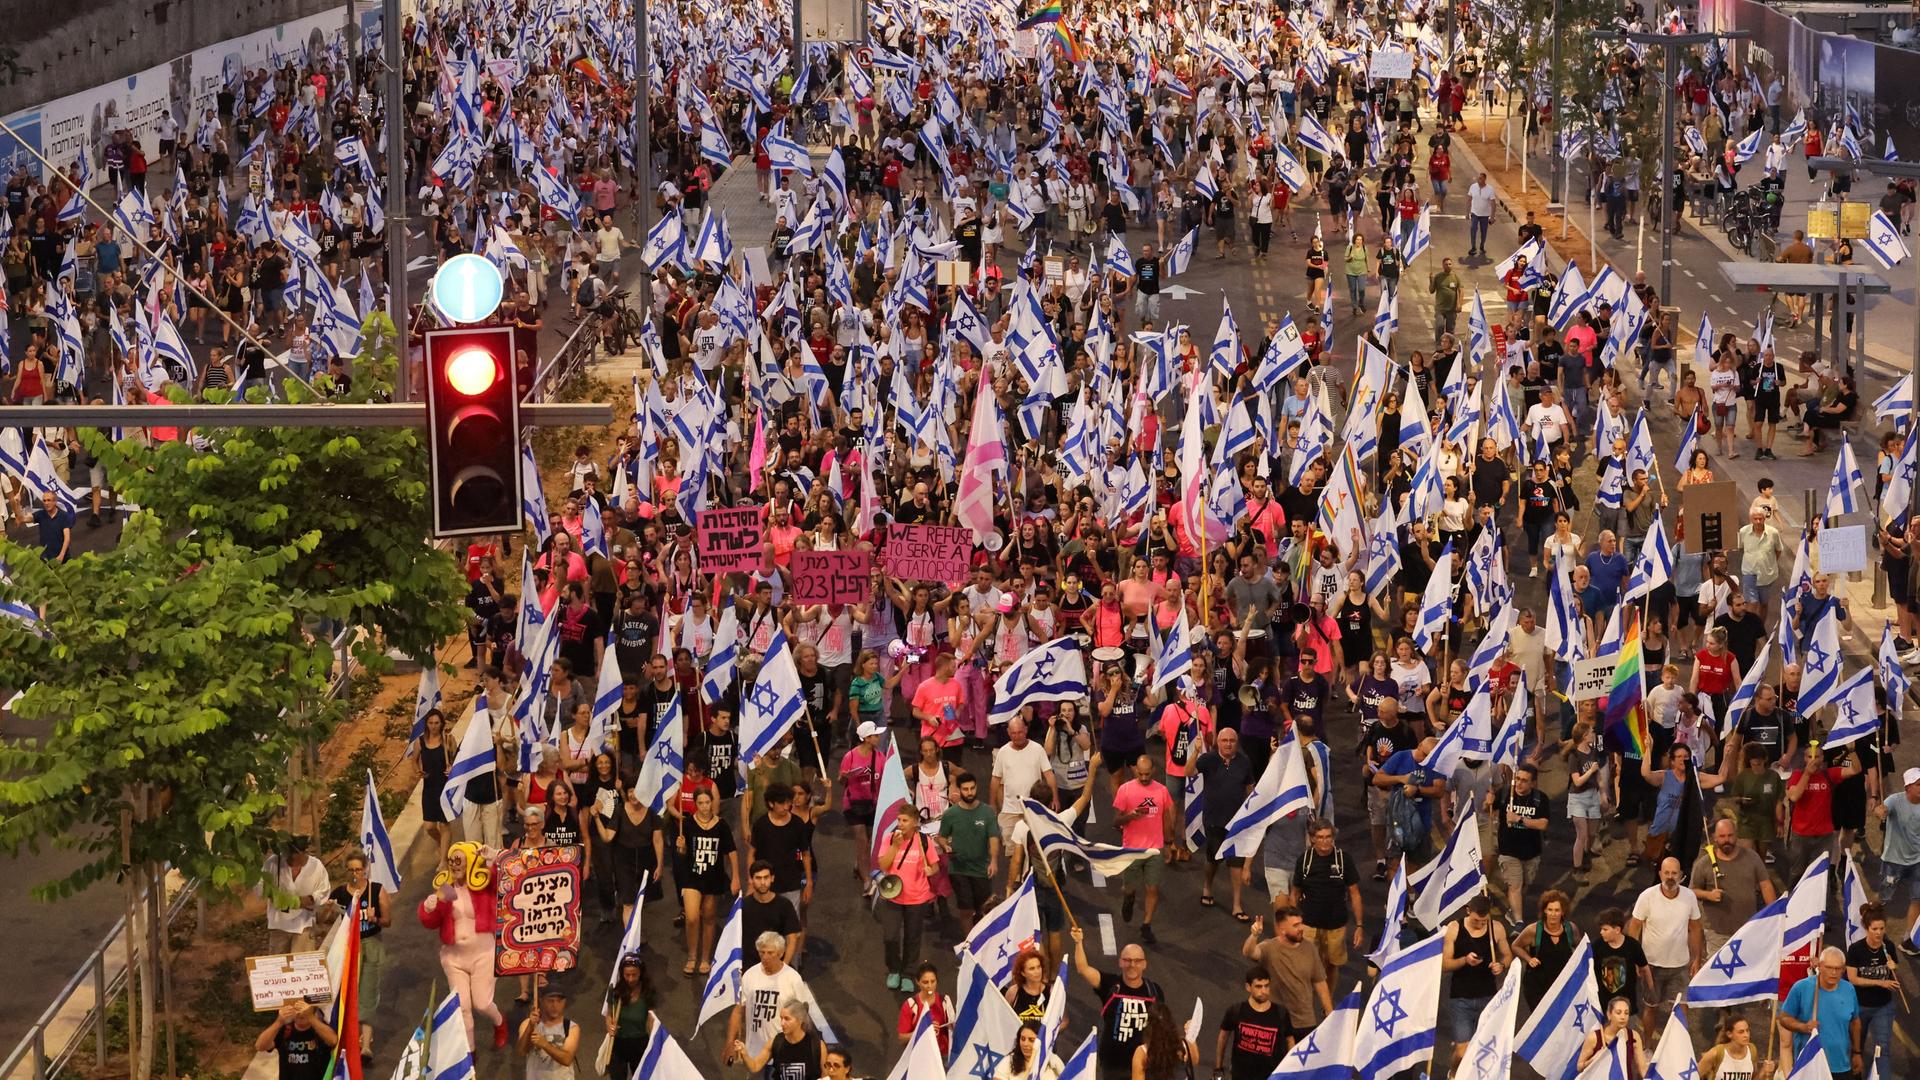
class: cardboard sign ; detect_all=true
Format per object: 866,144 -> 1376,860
884,524 -> 973,584
494,845 -> 583,976
246,951 -> 333,1011
1817,524 -> 1869,574
1683,481 -> 1743,555
697,506 -> 765,574
791,549 -> 874,605
1369,48 -> 1416,80
1569,657 -> 1614,702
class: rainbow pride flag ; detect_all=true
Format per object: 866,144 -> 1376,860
1051,23 -> 1083,62
1605,608 -> 1649,757
1017,1 -> 1064,28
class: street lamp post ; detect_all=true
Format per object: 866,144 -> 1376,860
633,0 -> 652,318
1594,30 -> 1749,306
382,0 -> 412,400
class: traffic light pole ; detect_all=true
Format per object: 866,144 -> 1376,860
633,0 -> 652,318
0,404 -> 612,427
383,0 -> 413,401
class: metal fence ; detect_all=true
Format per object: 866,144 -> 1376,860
0,624 -> 363,1080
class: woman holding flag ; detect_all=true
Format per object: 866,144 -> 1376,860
325,853 -> 389,1066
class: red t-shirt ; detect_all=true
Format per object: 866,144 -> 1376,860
1788,767 -> 1841,837
1694,649 -> 1735,695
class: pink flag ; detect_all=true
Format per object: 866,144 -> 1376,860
1176,370 -> 1206,539
954,377 -> 1006,542
748,409 -> 767,493
854,447 -> 878,536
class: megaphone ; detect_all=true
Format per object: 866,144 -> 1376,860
1238,684 -> 1259,708
876,873 -> 906,900
1288,602 -> 1312,624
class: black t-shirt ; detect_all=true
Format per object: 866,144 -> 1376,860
1292,847 -> 1358,929
748,814 -> 813,893
1362,718 -> 1419,767
554,602 -> 609,679
1471,457 -> 1511,508
613,610 -> 657,674
1846,939 -> 1895,1008
1284,674 -> 1329,728
1494,787 -> 1551,860
695,730 -> 740,797
1135,258 -> 1160,295
1591,935 -> 1647,1012
275,1025 -> 330,1080
1219,1001 -> 1289,1080
635,682 -> 680,747
741,891 -> 803,951
1736,707 -> 1785,763
1095,973 -> 1166,1069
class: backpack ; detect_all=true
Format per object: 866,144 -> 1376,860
1388,783 -> 1431,862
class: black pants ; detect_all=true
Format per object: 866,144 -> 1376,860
882,899 -> 930,976
1252,221 -> 1272,254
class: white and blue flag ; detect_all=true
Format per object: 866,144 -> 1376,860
1270,982 -> 1362,1079
738,629 -> 808,764
988,637 -> 1089,725
1515,937 -> 1602,1080
439,691 -> 496,820
1686,892 -> 1788,1006
359,769 -> 402,892
1352,930 -> 1444,1080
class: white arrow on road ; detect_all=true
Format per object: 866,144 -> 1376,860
1163,284 -> 1208,300
407,255 -> 438,272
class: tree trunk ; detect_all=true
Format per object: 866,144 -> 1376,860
121,810 -> 147,1080
149,862 -> 175,1079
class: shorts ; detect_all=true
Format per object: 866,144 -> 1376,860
1447,995 -> 1491,1042
1648,964 -> 1687,1012
1881,859 -> 1920,901
1104,748 -> 1144,776
1367,783 -> 1390,827
1617,767 -> 1656,823
1119,853 -> 1163,891
1204,826 -> 1232,863
1498,854 -> 1538,893
950,872 -> 994,913
1263,866 -> 1296,901
1567,788 -> 1604,819
1304,923 -> 1349,970
998,811 -> 1025,842
844,799 -> 875,830
1752,393 -> 1782,424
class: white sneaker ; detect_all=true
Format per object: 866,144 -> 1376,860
1901,648 -> 1920,666
1529,566 -> 1539,578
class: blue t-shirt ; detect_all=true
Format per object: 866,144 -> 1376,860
1782,975 -> 1858,1072
1379,749 -> 1437,831
1585,550 -> 1629,604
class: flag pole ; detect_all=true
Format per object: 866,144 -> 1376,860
1026,833 -> 1081,932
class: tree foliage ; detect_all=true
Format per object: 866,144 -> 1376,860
0,518 -> 386,899
85,310 -> 470,670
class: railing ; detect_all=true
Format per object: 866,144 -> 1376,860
523,313 -> 604,416
0,624 -> 364,1080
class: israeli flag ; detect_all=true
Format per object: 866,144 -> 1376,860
1880,623 -> 1912,704
1216,729 -> 1314,858
1164,226 -> 1198,277
1413,541 -> 1455,651
764,130 -> 813,174
988,637 -> 1089,725
634,1008 -> 703,1080
1149,607 -> 1195,691
1687,892 -> 1789,1006
636,690 -> 686,813
1272,143 -> 1310,192
1457,965 -> 1525,1080
1623,511 -> 1674,602
947,955 -> 1023,1080
1872,372 -> 1913,422
1515,938 -> 1602,1080
1410,807 -> 1484,928
426,992 -> 472,1080
1192,163 -> 1218,201
693,898 -> 744,1032
956,873 -> 1041,985
359,769 -> 402,891
1296,110 -> 1336,157
1826,440 -> 1864,520
739,629 -> 808,764
1786,1028 -> 1832,1080
1022,798 -> 1161,876
1271,982 -> 1362,1078
1798,604 -> 1845,713
702,606 -> 740,705
520,443 -> 550,545
1841,850 -> 1869,948
1822,666 -> 1879,750
1352,931 -> 1444,1080
438,692 -> 496,824
691,207 -> 733,267
1733,126 -> 1767,164
1863,210 -> 1911,268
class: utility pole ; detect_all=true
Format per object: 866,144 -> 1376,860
634,0 -> 652,318
382,0 -> 413,401
1549,0 -> 1563,203
1595,30 -> 1748,306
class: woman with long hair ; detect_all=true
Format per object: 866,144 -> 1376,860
1130,999 -> 1199,1080
1002,948 -> 1053,1022
603,954 -> 653,1080
993,1021 -> 1063,1080
671,786 -> 737,976
414,709 -> 452,860
1575,997 -> 1649,1075
735,998 -> 827,1080
1697,1013 -> 1775,1080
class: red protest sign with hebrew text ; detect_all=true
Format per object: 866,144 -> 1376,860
697,505 -> 765,574
493,845 -> 582,976
883,524 -> 973,584
791,549 -> 874,605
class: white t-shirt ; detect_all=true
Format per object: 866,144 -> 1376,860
1468,183 -> 1498,217
738,963 -> 815,1058
992,740 -> 1054,814
1630,884 -> 1702,968
1523,402 -> 1572,445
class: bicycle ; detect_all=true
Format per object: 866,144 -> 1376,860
598,288 -> 645,355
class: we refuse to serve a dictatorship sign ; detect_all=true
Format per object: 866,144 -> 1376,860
882,524 -> 971,584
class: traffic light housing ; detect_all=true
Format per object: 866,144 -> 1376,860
424,326 -> 522,537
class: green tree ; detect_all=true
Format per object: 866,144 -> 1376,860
0,517 -> 381,897
85,310 -> 470,671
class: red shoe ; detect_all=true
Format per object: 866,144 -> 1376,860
493,1021 -> 510,1049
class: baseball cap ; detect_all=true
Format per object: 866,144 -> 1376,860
1904,766 -> 1920,787
858,720 -> 886,740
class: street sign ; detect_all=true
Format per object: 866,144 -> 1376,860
799,0 -> 862,42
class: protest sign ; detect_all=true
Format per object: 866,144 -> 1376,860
1569,657 -> 1614,702
884,524 -> 973,583
494,845 -> 583,976
1369,48 -> 1415,79
791,549 -> 874,605
697,506 -> 765,573
1817,524 -> 1868,574
246,951 -> 332,1011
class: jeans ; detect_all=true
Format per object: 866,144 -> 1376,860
1860,1002 -> 1895,1065
1139,292 -> 1162,324
1564,385 -> 1591,435
1469,213 -> 1491,252
1435,309 -> 1458,345
1347,273 -> 1366,309
1639,353 -> 1674,392
882,898 -> 930,976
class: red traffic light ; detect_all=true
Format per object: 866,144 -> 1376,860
424,327 -> 522,537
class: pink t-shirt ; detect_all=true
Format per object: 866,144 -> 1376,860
1112,779 -> 1172,850
912,677 -> 966,747
838,745 -> 880,804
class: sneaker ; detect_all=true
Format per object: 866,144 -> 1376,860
1899,938 -> 1920,958
493,1021 -> 510,1050
1140,923 -> 1157,945
1374,860 -> 1388,881
1763,850 -> 1777,865
1529,566 -> 1539,578
1121,892 -> 1136,923
1901,649 -> 1920,666
886,973 -> 903,991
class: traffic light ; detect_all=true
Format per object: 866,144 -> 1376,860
424,326 -> 522,537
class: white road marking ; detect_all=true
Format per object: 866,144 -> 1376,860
1098,913 -> 1118,955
